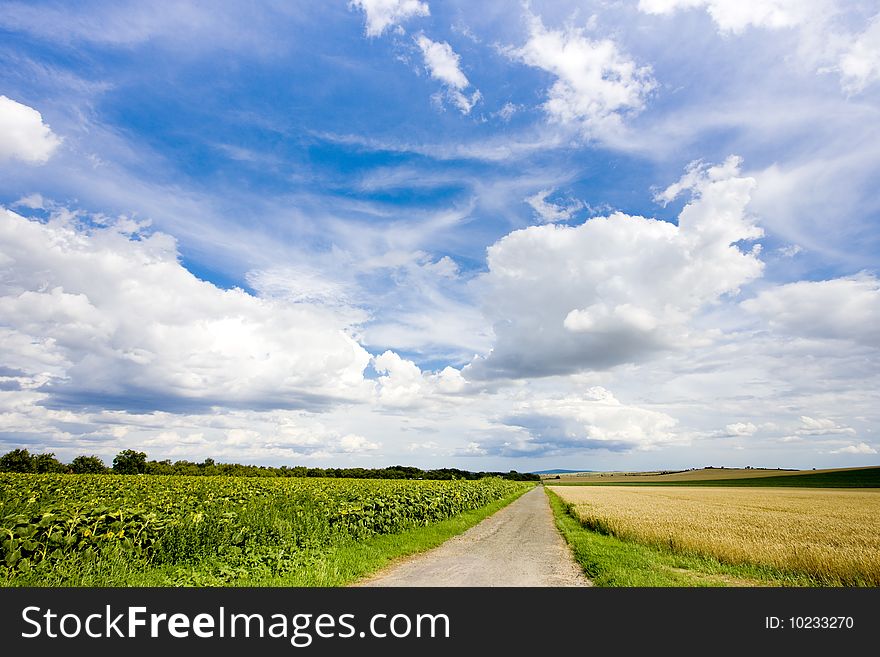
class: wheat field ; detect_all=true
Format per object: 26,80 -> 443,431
548,485 -> 880,585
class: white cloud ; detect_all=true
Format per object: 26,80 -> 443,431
0,396 -> 389,463
500,386 -> 681,454
748,137 -> 880,261
637,1 -> 880,94
795,416 -> 857,437
415,34 -> 468,88
406,440 -> 440,452
837,15 -> 880,94
467,156 -> 763,378
459,441 -> 488,456
638,0 -> 814,34
422,255 -> 459,279
525,188 -> 584,223
318,128 -> 567,163
338,433 -> 380,453
415,34 -> 481,114
0,208 -> 372,410
431,366 -> 467,394
742,273 -> 880,348
13,193 -> 48,210
0,96 -> 61,164
776,244 -> 803,258
830,442 -> 877,455
507,13 -> 655,133
251,214 -> 493,362
373,350 -> 426,406
372,350 -> 468,407
653,156 -> 746,205
725,422 -> 758,436
495,102 -> 519,122
246,265 -> 359,311
350,0 -> 429,37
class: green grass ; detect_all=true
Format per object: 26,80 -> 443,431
5,485 -> 532,587
549,467 -> 880,488
545,488 -> 817,587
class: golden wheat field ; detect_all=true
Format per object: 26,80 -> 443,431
548,485 -> 880,585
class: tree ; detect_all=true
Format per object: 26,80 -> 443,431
112,449 -> 147,475
34,452 -> 67,473
0,448 -> 35,472
70,455 -> 107,474
145,459 -> 173,475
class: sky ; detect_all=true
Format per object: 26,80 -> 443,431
0,0 -> 878,472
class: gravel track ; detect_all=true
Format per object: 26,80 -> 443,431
353,486 -> 591,587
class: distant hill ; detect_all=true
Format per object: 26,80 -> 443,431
531,469 -> 592,475
546,466 -> 880,488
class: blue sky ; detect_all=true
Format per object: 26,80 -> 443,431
1,0 -> 878,471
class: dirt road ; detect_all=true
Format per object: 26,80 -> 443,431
353,486 -> 591,587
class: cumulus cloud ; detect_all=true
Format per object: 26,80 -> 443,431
373,350 -> 426,406
415,34 -> 481,114
525,189 -> 584,223
506,13 -> 655,133
338,433 -> 380,452
0,96 -> 61,164
653,156 -> 745,205
467,156 -> 762,379
372,350 -> 467,407
0,208 -> 372,411
830,442 -> 877,455
742,273 -> 880,348
794,416 -> 856,437
457,441 -> 488,456
349,0 -> 429,37
499,386 -> 680,454
724,421 -> 758,436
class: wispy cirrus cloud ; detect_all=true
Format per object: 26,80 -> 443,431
525,188 -> 584,224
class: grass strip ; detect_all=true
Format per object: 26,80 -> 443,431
545,487 -> 817,587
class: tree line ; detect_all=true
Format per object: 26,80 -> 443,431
0,448 -> 540,481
